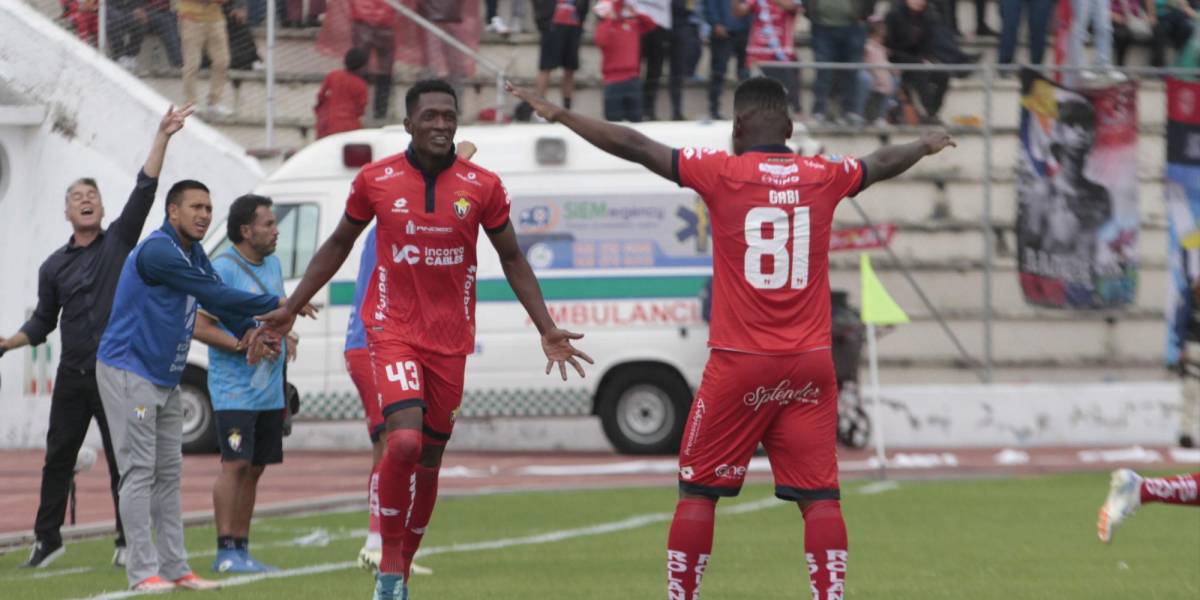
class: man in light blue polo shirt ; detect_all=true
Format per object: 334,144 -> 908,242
192,194 -> 291,574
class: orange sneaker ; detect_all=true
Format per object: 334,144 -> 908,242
131,576 -> 176,592
173,572 -> 221,590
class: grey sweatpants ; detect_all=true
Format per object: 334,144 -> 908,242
96,362 -> 190,587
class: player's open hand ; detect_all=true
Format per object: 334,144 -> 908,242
159,103 -> 195,136
256,305 -> 298,339
541,328 -> 595,381
920,131 -> 956,155
297,302 -> 319,319
505,82 -> 566,123
241,328 -> 281,365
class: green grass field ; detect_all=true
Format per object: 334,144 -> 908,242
2,473 -> 1198,599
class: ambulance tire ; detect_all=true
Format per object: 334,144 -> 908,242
180,366 -> 219,454
597,365 -> 691,455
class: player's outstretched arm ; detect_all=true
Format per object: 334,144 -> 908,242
858,131 -> 956,192
487,223 -> 595,380
257,216 -> 365,334
507,82 -> 676,183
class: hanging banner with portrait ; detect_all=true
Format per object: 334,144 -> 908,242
1164,78 -> 1200,365
1015,69 -> 1139,309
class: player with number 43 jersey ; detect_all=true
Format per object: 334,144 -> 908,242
508,77 -> 955,600
257,80 -> 594,600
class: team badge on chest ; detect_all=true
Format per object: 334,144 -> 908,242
453,196 -> 471,219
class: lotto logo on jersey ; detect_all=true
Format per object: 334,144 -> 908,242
679,466 -> 694,480
392,198 -> 410,213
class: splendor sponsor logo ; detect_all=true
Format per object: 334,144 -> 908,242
743,379 -> 821,412
769,189 -> 802,205
714,464 -> 747,480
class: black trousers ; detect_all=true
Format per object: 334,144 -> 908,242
641,25 -> 687,119
34,367 -> 125,547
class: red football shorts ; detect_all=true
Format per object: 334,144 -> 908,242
678,348 -> 840,501
345,348 -> 385,443
366,333 -> 467,446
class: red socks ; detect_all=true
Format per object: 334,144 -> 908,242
666,498 -> 716,600
378,429 -> 421,574
1140,473 -> 1200,505
802,500 -> 849,600
399,465 -> 440,577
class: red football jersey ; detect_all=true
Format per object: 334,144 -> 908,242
676,145 -> 865,354
345,148 -> 511,356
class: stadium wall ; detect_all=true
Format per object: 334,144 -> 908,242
0,1 -> 264,448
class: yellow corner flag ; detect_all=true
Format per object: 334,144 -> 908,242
860,253 -> 910,326
1183,230 -> 1200,251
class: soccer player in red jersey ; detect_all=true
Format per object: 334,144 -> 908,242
509,77 -> 954,599
257,80 -> 593,600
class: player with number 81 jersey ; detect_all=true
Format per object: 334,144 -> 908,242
676,146 -> 864,355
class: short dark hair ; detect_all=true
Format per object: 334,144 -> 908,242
405,79 -> 458,117
733,77 -> 791,122
64,177 -> 99,204
344,47 -> 368,72
165,180 -> 210,214
227,194 -> 273,243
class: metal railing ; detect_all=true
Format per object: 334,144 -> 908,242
761,60 -> 1200,382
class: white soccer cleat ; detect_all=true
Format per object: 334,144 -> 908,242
1097,468 -> 1143,543
359,545 -> 382,573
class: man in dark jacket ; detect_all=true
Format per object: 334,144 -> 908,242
885,0 -> 949,122
0,104 -> 194,568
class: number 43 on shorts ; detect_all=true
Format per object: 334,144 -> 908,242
385,361 -> 422,391
745,206 -> 810,290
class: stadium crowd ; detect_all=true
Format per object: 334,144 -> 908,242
50,0 -> 1200,125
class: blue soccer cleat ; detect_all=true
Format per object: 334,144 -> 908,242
240,550 -> 281,573
373,573 -> 408,600
213,548 -> 251,573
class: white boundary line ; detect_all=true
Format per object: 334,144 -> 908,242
70,495 -> 786,600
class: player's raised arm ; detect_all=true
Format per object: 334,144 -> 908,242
506,82 -> 676,183
858,131 -> 956,192
257,215 -> 365,334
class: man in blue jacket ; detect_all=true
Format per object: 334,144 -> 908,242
96,179 -> 292,592
702,0 -> 750,120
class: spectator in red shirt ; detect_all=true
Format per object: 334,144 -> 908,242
734,0 -> 802,115
350,0 -> 398,119
315,48 -> 370,138
595,0 -> 658,121
61,0 -> 99,46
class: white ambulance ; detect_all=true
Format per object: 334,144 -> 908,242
183,122 -> 819,456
